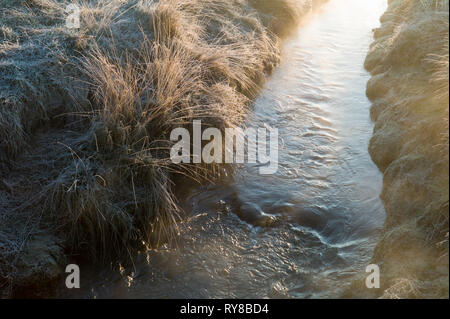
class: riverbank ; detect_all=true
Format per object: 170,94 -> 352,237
346,0 -> 449,298
0,0 -> 320,297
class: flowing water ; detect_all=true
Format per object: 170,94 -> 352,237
68,0 -> 387,298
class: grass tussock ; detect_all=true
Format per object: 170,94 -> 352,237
63,0 -> 282,257
362,0 -> 449,298
0,0 -> 311,292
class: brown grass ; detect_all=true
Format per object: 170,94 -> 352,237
361,0 -> 449,298
0,0 -> 308,273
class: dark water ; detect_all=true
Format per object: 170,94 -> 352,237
65,0 -> 387,298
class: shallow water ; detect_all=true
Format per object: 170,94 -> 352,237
69,0 -> 387,298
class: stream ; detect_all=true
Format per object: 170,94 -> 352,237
65,0 -> 387,299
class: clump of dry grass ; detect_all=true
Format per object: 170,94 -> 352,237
1,0 -> 309,268
422,1 -> 449,248
361,0 -> 449,298
62,0 -> 282,258
380,278 -> 420,299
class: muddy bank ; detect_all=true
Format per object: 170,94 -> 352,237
345,0 -> 449,298
0,0 -> 321,297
